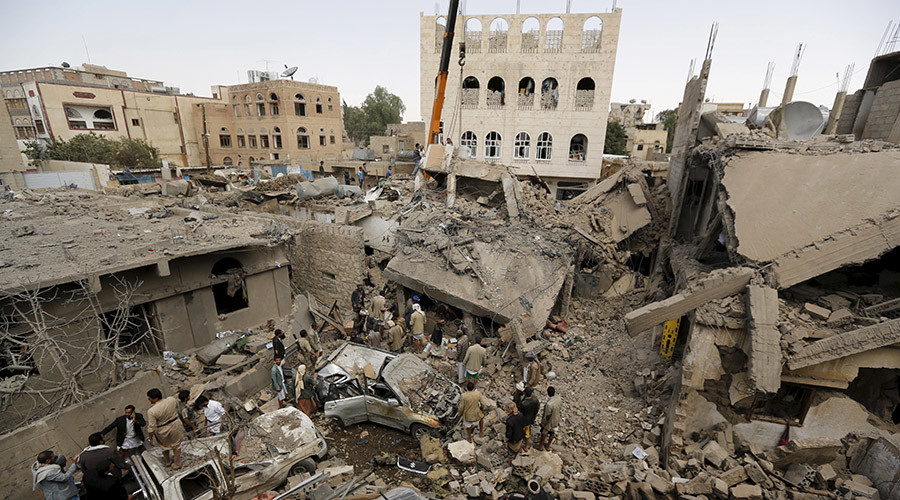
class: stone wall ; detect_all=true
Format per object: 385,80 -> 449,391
0,370 -> 170,500
290,222 -> 366,311
862,80 -> 900,140
835,90 -> 862,135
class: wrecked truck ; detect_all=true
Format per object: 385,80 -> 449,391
130,407 -> 326,500
316,342 -> 461,438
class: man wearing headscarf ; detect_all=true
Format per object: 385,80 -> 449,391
410,303 -> 426,353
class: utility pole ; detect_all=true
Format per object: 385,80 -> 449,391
201,103 -> 212,175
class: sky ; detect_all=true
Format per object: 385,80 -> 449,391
1,0 -> 896,123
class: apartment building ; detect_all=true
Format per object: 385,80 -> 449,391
420,10 -> 622,197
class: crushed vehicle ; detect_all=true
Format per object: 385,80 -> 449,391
130,407 -> 327,500
315,342 -> 461,438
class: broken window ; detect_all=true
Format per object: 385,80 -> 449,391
460,131 -> 477,158
536,132 -> 553,160
545,17 -> 564,53
575,77 -> 595,111
461,76 -> 480,108
521,17 -> 540,53
582,16 -> 603,53
297,127 -> 309,148
383,144 -> 390,153
489,17 -> 508,53
541,78 -> 559,110
179,464 -> 220,500
484,131 -> 501,159
465,18 -> 482,54
569,134 -> 587,161
518,77 -> 535,108
486,76 -> 505,107
222,156 -> 233,166
514,131 -> 530,159
257,103 -> 266,116
747,383 -> 814,426
637,143 -> 644,151
435,16 -> 447,53
211,258 -> 248,315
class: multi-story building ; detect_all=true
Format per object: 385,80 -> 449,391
197,80 -> 344,168
420,10 -> 622,197
370,121 -> 427,161
626,124 -> 667,161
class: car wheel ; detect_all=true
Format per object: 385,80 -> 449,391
410,423 -> 434,440
290,458 -> 317,476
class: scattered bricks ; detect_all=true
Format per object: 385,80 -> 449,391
783,463 -> 813,486
744,462 -> 768,485
730,483 -> 763,500
840,480 -> 879,498
815,464 -> 836,486
703,440 -> 730,468
645,471 -> 674,494
826,308 -> 853,326
713,478 -> 729,499
772,438 -> 842,467
599,463 -> 628,482
803,303 -> 831,320
719,466 -> 749,487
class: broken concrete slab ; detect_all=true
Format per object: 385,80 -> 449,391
746,285 -> 782,394
216,354 -> 247,367
851,436 -> 900,500
787,317 -> 900,370
730,483 -> 763,500
773,438 -> 843,468
826,308 -> 853,326
803,303 -> 831,320
625,267 -> 755,336
334,202 -> 373,224
161,179 -> 191,197
447,440 -> 475,464
627,182 -> 647,205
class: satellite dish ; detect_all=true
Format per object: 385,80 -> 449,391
282,66 -> 298,80
61,62 -> 71,68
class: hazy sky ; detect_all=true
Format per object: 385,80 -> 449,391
1,0 -> 896,122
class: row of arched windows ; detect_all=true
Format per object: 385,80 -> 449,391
460,76 -> 594,110
460,131 -> 589,162
436,16 -> 603,53
218,125 -> 335,150
230,92 -> 331,118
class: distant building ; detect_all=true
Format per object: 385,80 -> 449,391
370,121 -> 426,161
199,80 -> 344,169
626,123 -> 667,161
420,10 -> 622,198
610,100 -> 651,128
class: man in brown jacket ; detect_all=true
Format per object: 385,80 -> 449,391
458,381 -> 488,442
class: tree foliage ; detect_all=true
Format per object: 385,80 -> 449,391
656,109 -> 678,153
343,86 -> 406,146
604,121 -> 628,155
24,133 -> 160,168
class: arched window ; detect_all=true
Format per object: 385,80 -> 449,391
461,76 -> 480,108
269,92 -> 278,101
297,127 -> 309,148
315,97 -> 322,114
223,156 -> 233,166
541,78 -> 559,110
485,131 -> 501,158
521,17 -> 540,53
219,127 -> 231,147
273,126 -> 282,148
569,134 -> 587,161
244,95 -> 251,103
461,131 -> 477,158
545,17 -> 564,52
518,77 -> 535,108
270,94 -> 279,115
514,132 -> 530,159
93,109 -> 113,120
465,18 -> 482,54
582,16 -> 603,53
211,258 -> 248,314
435,16 -> 447,53
536,132 -> 553,160
294,94 -> 307,116
256,93 -> 264,101
486,77 -> 505,107
66,107 -> 82,118
489,17 -> 508,53
220,127 -> 229,132
236,128 -> 245,148
576,77 -> 595,110
259,127 -> 269,148
294,93 -> 305,101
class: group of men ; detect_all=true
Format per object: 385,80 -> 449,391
32,387 -> 232,499
270,328 -> 321,415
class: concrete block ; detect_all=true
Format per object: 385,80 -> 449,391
841,480 -> 879,499
161,179 -> 191,197
224,363 -> 271,399
772,438 -> 843,467
718,466 -> 749,487
814,464 -> 836,484
703,440 -> 729,468
826,308 -> 853,326
645,471 -> 674,494
803,303 -> 831,320
730,483 -> 763,500
788,318 -> 900,370
743,461 -> 768,484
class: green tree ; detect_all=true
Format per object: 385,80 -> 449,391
656,109 -> 678,153
604,121 -> 628,155
343,86 -> 406,146
24,133 -> 160,168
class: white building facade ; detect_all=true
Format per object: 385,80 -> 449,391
420,10 -> 622,197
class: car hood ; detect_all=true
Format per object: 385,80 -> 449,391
249,407 -> 319,454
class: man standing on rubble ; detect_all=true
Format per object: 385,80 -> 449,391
538,386 -> 561,451
504,401 -> 526,463
100,404 -> 147,459
146,388 -> 184,469
524,352 -> 543,388
319,161 -> 325,178
387,320 -> 405,352
272,329 -> 286,361
195,395 -> 228,435
459,381 -> 488,442
463,338 -> 488,385
456,327 -> 470,384
295,365 -> 317,416
177,390 -> 199,435
78,432 -> 128,499
370,290 -> 386,321
519,387 -> 540,451
343,169 -> 351,185
351,284 -> 366,317
272,355 -> 289,409
410,303 -> 426,353
297,329 -> 318,369
412,143 -> 422,176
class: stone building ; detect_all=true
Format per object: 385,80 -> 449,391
199,80 -> 344,169
420,10 -> 621,198
370,121 -> 427,161
626,124 -> 667,161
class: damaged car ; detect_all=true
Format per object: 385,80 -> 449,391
130,407 -> 326,500
316,342 -> 461,438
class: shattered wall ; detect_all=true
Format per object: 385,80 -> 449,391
290,222 -> 366,311
861,80 -> 900,141
667,59 -> 711,201
835,90 -> 863,135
